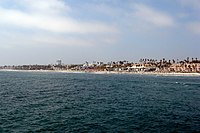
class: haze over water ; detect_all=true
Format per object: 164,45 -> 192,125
0,71 -> 200,132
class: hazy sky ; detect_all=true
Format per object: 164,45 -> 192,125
0,0 -> 200,65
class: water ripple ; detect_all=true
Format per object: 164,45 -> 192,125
0,71 -> 200,132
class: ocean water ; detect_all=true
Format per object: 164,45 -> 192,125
0,71 -> 200,133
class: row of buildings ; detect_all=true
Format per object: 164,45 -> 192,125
79,59 -> 200,73
1,58 -> 200,73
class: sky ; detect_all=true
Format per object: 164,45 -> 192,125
0,0 -> 200,65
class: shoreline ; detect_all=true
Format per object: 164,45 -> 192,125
0,69 -> 200,77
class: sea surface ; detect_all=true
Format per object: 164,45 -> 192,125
0,71 -> 200,133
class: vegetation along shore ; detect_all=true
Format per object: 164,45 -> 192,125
1,57 -> 200,76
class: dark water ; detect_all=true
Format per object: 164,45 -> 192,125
0,71 -> 200,133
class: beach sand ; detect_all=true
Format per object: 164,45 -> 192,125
0,69 -> 200,76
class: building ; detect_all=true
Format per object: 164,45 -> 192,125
56,60 -> 62,66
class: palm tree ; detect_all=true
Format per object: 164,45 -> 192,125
187,57 -> 189,63
172,59 -> 175,64
177,59 -> 179,63
163,58 -> 165,62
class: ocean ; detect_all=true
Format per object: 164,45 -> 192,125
0,71 -> 200,132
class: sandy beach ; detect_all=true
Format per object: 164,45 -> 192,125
92,71 -> 200,76
1,69 -> 200,77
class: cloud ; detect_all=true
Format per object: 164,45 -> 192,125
132,3 -> 175,27
187,22 -> 200,34
19,0 -> 71,14
179,0 -> 200,10
84,3 -> 122,18
0,28 -> 119,49
176,0 -> 200,35
31,34 -> 118,47
0,0 -> 120,49
0,0 -> 117,34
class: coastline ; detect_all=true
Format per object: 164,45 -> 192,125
0,69 -> 200,77
92,71 -> 200,76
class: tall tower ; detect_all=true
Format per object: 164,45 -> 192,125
56,60 -> 62,66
